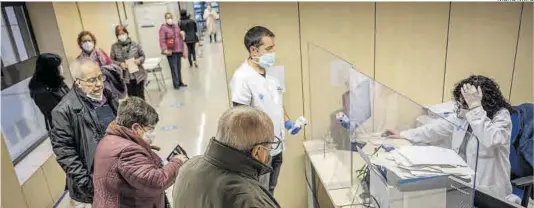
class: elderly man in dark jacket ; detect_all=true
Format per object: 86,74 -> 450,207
50,59 -> 119,206
172,106 -> 281,208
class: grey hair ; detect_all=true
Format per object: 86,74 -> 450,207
215,106 -> 274,151
69,58 -> 100,80
116,97 -> 159,128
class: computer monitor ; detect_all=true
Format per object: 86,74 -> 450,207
474,188 -> 521,208
448,177 -> 521,208
343,78 -> 372,130
329,77 -> 372,151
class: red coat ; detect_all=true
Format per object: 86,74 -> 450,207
92,121 -> 183,208
159,23 -> 184,53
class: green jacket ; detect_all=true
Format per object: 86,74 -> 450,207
172,138 -> 281,208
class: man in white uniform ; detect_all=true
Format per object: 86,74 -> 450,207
230,26 -> 303,194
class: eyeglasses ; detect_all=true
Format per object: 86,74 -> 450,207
78,74 -> 105,85
255,136 -> 282,151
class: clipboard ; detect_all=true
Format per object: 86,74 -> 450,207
126,58 -> 139,74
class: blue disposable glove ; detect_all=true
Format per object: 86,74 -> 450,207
285,120 -> 301,135
380,144 -> 395,152
290,126 -> 301,135
284,120 -> 295,130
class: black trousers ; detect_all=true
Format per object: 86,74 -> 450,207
166,52 -> 183,89
209,33 -> 217,42
269,153 -> 283,194
127,80 -> 145,100
186,43 -> 197,66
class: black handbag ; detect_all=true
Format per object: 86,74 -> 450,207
164,194 -> 171,208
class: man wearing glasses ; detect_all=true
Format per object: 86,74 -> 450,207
50,59 -> 119,207
172,106 -> 281,208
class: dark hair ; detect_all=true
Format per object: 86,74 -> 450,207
114,24 -> 129,37
452,75 -> 513,119
244,26 -> 275,53
77,30 -> 97,45
29,53 -> 64,90
116,97 -> 159,128
180,9 -> 188,20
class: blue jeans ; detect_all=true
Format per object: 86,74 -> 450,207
166,52 -> 183,88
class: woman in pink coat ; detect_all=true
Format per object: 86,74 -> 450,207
92,97 -> 188,208
159,12 -> 188,89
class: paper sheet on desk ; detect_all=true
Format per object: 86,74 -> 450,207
126,58 -> 139,74
373,156 -> 418,179
381,151 -> 473,179
397,146 -> 468,167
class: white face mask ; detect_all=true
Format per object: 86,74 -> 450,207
143,130 -> 156,144
82,41 -> 94,52
254,52 -> 276,69
457,108 -> 468,119
166,18 -> 173,25
118,34 -> 128,42
86,93 -> 103,101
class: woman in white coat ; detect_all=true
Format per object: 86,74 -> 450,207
388,75 -> 514,201
203,3 -> 218,43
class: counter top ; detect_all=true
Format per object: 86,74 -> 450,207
303,137 -> 412,207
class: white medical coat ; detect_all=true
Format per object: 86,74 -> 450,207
230,61 -> 284,156
401,107 -> 512,198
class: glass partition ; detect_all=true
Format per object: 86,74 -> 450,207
307,43 -> 479,207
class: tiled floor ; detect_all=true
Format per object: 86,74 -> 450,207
55,38 -> 229,207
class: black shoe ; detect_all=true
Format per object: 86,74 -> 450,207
179,83 -> 188,87
194,62 -> 198,68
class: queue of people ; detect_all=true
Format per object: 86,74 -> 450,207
25,9 -> 200,208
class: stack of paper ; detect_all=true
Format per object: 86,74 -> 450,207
397,146 -> 467,167
373,146 -> 474,180
425,101 -> 455,117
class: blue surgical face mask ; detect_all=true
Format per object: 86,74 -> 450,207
255,52 -> 275,69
